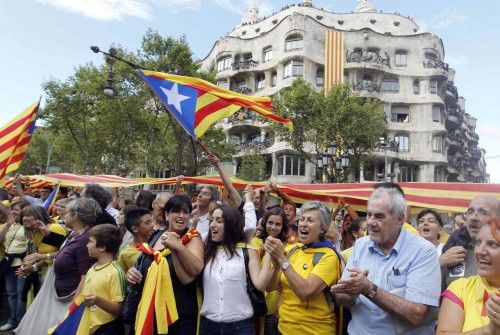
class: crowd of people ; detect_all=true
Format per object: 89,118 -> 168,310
0,153 -> 498,335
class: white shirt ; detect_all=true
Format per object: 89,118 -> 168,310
194,213 -> 210,242
105,204 -> 120,222
201,248 -> 253,322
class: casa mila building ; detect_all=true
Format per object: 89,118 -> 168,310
200,0 -> 488,183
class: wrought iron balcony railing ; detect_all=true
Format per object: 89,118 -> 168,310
352,81 -> 381,93
231,59 -> 258,71
346,50 -> 391,68
423,57 -> 449,70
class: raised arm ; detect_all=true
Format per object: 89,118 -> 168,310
206,151 -> 242,208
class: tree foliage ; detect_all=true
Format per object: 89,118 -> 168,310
236,154 -> 267,182
22,29 -> 234,177
271,78 -> 386,177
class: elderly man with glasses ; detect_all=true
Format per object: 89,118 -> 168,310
440,195 -> 499,289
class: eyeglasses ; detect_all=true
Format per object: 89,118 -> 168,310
464,207 -> 490,218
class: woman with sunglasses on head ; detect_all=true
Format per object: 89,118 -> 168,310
200,203 -> 274,335
416,208 -> 445,256
125,194 -> 203,335
252,207 -> 289,335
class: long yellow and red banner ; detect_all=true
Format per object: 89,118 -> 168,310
3,173 -> 499,213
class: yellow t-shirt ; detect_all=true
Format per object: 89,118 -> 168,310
341,246 -> 353,264
81,261 -> 125,334
438,231 -> 450,244
278,243 -> 340,335
32,223 -> 68,254
117,244 -> 141,274
403,222 -> 419,235
250,237 -> 281,316
442,276 -> 500,332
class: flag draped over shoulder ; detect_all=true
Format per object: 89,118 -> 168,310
135,228 -> 200,335
0,101 -> 40,181
136,70 -> 293,137
48,295 -> 90,335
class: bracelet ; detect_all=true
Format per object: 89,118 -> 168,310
32,264 -> 39,272
46,253 -> 52,260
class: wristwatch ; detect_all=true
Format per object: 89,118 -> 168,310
363,282 -> 377,299
281,261 -> 291,271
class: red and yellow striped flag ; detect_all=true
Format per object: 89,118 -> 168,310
137,70 -> 293,138
0,101 -> 40,183
324,30 -> 344,92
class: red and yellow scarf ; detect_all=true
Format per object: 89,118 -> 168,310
135,228 -> 200,335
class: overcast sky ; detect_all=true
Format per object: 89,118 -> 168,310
1,0 -> 498,181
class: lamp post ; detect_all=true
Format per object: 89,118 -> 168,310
377,136 -> 399,181
316,141 -> 349,183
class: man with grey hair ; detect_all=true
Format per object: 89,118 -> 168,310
331,185 -> 441,335
440,194 -> 499,289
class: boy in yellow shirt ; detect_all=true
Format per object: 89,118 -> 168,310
117,207 -> 154,273
83,224 -> 125,334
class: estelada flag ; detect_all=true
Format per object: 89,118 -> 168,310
136,70 -> 293,138
0,100 -> 40,182
48,295 -> 90,335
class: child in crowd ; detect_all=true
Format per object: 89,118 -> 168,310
82,224 -> 125,334
117,207 -> 154,273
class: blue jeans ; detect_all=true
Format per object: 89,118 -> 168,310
5,266 -> 26,325
200,316 -> 254,335
263,314 -> 278,335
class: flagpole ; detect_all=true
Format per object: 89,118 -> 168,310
195,138 -> 212,156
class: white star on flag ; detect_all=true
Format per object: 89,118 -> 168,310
160,83 -> 190,114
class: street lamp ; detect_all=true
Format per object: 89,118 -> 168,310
377,136 -> 399,181
316,141 -> 350,183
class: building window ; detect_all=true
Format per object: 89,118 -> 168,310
263,47 -> 273,62
277,155 -> 306,176
395,50 -> 407,67
413,80 -> 420,94
217,56 -> 232,72
366,48 -> 379,60
381,76 -> 399,93
229,134 -> 242,144
316,68 -> 324,87
434,166 -> 446,182
217,79 -> 229,89
362,75 -> 372,87
285,34 -> 303,51
432,105 -> 443,123
391,106 -> 410,123
284,60 -> 303,78
432,135 -> 443,153
395,134 -> 409,152
425,52 -> 439,61
256,74 -> 265,91
430,79 -> 438,94
271,72 -> 277,86
399,165 -> 418,182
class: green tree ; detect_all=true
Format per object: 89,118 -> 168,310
24,29 -> 234,177
236,153 -> 267,182
271,78 -> 386,181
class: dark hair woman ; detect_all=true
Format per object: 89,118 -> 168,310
416,208 -> 445,256
200,204 -> 274,335
125,195 -> 204,335
134,190 -> 154,211
252,207 -> 289,335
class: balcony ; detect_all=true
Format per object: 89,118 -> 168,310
228,109 -> 257,123
236,137 -> 275,152
352,81 -> 381,93
446,132 -> 461,149
445,106 -> 462,130
471,149 -> 482,161
346,49 -> 391,68
446,83 -> 459,100
423,57 -> 449,71
231,59 -> 258,71
446,162 -> 461,175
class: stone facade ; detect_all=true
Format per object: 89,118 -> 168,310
199,1 -> 488,183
